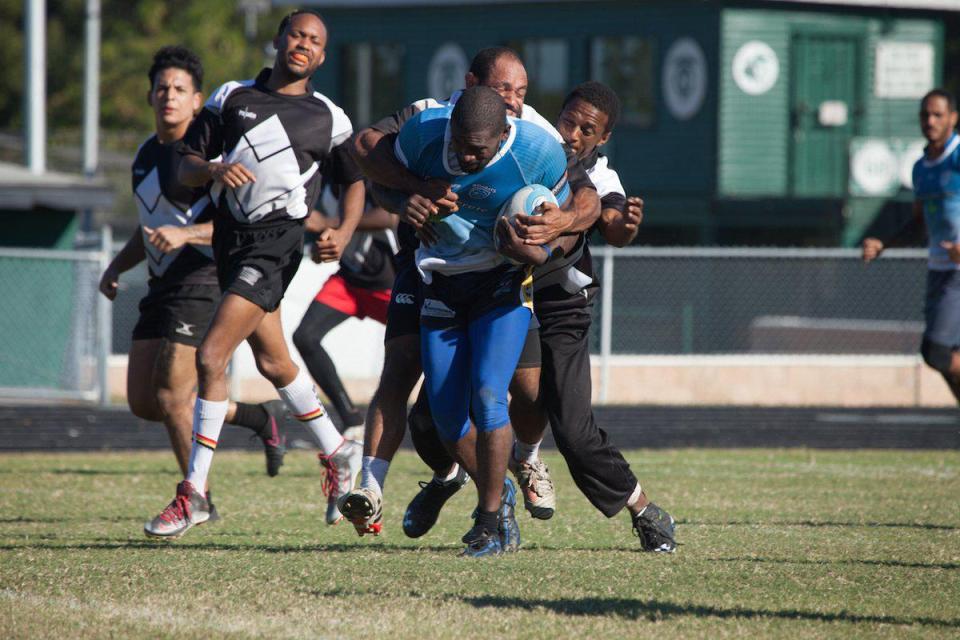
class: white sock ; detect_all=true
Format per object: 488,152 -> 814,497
626,483 -> 644,510
361,456 -> 390,496
513,439 -> 541,464
186,398 -> 229,490
277,369 -> 344,456
434,462 -> 460,483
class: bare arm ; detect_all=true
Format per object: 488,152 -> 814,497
178,154 -> 256,189
314,180 -> 366,263
862,200 -> 924,262
98,227 -> 146,300
352,129 -> 458,209
143,222 -> 213,253
356,206 -> 397,231
598,196 -> 643,248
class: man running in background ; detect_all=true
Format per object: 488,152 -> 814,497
293,180 -> 396,522
99,46 -> 286,503
863,89 -> 960,403
144,10 -> 364,539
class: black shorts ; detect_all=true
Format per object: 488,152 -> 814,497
213,216 -> 304,312
420,264 -> 533,329
384,249 -> 422,342
131,283 -> 219,348
517,316 -> 541,370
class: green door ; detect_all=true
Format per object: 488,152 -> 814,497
790,34 -> 859,197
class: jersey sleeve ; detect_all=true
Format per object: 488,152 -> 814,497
565,147 -> 596,195
371,98 -> 443,136
178,107 -> 223,160
328,140 -> 364,185
313,92 -> 354,152
540,139 -> 572,204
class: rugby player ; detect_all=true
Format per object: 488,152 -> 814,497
144,10 -> 364,538
863,89 -> 960,403
403,82 -> 677,552
99,46 -> 287,502
341,48 -> 599,536
341,87 -> 573,556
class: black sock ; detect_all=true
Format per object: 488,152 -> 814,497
229,402 -> 269,435
476,509 -> 499,535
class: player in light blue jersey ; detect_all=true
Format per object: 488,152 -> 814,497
342,86 -> 572,557
863,89 -> 960,402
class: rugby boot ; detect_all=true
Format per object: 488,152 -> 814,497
318,439 -> 362,525
460,522 -> 503,558
144,481 -> 211,539
258,400 -> 287,477
509,455 -> 556,520
402,465 -> 470,538
632,502 -> 677,553
337,487 -> 384,536
498,478 -> 521,552
205,490 -> 220,523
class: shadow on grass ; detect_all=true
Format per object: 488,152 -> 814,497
714,556 -> 959,571
462,596 -> 960,628
0,540 -> 456,553
687,520 -> 959,531
0,516 -> 142,524
50,468 -> 164,476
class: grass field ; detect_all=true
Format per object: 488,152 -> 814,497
1,448 -> 958,639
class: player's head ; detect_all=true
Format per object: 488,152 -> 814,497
558,81 -> 621,160
920,89 -> 958,146
147,46 -> 203,130
465,47 -> 527,118
450,86 -> 509,174
273,9 -> 327,79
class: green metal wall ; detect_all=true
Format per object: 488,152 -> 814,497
718,8 -> 942,199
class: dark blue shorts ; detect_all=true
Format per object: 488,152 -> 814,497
923,269 -> 960,348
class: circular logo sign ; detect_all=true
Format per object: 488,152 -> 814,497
428,43 -> 469,100
851,140 -> 899,196
732,41 -> 779,96
662,38 -> 707,121
899,140 -> 926,190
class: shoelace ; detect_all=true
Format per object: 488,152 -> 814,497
520,462 -> 551,498
158,492 -> 191,525
318,454 -> 338,498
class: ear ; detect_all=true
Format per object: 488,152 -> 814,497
464,72 -> 479,88
951,110 -> 959,130
192,92 -> 203,113
501,123 -> 511,141
597,130 -> 612,147
316,49 -> 326,67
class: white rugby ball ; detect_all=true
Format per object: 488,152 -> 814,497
493,184 -> 558,257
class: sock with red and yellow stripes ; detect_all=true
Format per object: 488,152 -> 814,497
186,398 -> 229,489
277,369 -> 343,456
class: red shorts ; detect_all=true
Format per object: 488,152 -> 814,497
314,274 -> 391,324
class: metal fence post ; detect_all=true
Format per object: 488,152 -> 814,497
97,225 -> 112,405
599,246 -> 614,404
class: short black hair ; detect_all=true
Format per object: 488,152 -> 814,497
562,81 -> 621,132
922,88 -> 957,113
148,45 -> 203,92
451,86 -> 507,135
468,47 -> 522,84
277,8 -> 324,37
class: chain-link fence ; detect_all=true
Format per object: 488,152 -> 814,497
0,239 -> 111,403
592,247 -> 927,356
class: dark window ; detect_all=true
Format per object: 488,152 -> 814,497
508,39 -> 569,122
591,37 -> 655,127
342,43 -> 405,127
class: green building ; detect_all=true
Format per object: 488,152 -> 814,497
294,0 -> 951,246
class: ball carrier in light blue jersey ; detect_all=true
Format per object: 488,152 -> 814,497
398,86 -> 571,557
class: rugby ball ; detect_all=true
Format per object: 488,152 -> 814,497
493,184 -> 558,257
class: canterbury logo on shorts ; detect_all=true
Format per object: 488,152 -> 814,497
394,293 -> 415,305
238,266 -> 263,287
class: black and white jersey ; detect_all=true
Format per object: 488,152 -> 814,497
132,135 -> 216,286
586,151 -> 627,214
316,182 -> 397,291
180,68 -> 363,224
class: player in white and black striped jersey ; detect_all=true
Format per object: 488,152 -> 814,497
98,46 -> 289,513
144,11 -> 365,539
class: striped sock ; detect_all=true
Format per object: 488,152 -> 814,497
186,398 -> 229,489
277,369 -> 343,456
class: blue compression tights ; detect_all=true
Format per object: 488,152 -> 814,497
421,304 -> 532,442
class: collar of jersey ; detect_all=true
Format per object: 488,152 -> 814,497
923,133 -> 960,168
442,117 -> 517,176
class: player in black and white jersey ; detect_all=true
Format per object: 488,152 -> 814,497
338,48 -> 599,537
401,81 -> 677,552
99,47 -> 288,514
144,11 -> 365,539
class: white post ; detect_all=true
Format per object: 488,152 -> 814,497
82,0 -> 100,179
25,0 -> 46,174
599,246 -> 614,403
98,225 -> 113,405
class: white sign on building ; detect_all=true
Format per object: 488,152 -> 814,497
874,41 -> 934,99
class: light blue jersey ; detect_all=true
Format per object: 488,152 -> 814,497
914,133 -> 960,270
395,106 -> 571,280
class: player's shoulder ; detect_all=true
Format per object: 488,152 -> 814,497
513,118 -> 563,155
590,154 -> 625,197
132,134 -> 159,167
204,79 -> 256,112
519,103 -> 564,143
402,106 -> 451,141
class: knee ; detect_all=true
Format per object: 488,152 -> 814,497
407,392 -> 434,436
471,385 -> 510,431
921,339 -> 954,375
128,392 -> 163,422
292,325 -> 313,356
195,343 -> 230,383
376,348 -> 421,405
254,353 -> 293,386
154,387 -> 192,421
